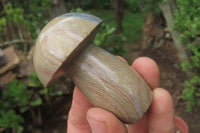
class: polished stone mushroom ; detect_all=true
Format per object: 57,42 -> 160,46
33,12 -> 152,124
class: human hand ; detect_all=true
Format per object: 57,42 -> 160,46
67,57 -> 188,133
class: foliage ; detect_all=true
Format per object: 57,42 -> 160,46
0,17 -> 6,38
174,0 -> 200,43
70,7 -> 91,14
9,0 -> 51,14
122,12 -> 145,42
0,79 -> 42,132
95,10 -> 144,55
5,79 -> 42,108
174,0 -> 200,112
181,44 -> 200,112
21,0 -> 51,40
95,23 -> 115,47
4,80 -> 32,112
95,23 -> 126,56
124,0 -> 141,13
67,0 -> 111,10
126,0 -> 163,14
69,0 -> 162,14
0,71 -> 64,132
0,110 -> 24,133
5,3 -> 24,24
28,72 -> 43,88
0,1 -> 50,49
39,87 -> 63,97
29,72 -> 62,97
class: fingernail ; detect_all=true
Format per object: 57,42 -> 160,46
87,117 -> 108,133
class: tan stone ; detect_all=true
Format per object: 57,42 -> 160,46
0,71 -> 16,85
0,47 -> 19,75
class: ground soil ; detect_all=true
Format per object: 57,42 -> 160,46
38,41 -> 200,133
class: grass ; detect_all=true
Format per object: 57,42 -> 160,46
94,10 -> 145,43
122,11 -> 145,42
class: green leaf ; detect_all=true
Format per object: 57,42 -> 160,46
19,106 -> 29,113
0,17 -> 6,26
28,72 -> 43,87
30,98 -> 42,107
0,110 -> 24,133
49,91 -> 63,96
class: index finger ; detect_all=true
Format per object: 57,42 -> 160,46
67,87 -> 93,133
132,57 -> 160,89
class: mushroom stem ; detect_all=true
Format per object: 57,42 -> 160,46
66,43 -> 153,124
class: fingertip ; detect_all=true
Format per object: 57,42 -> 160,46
150,88 -> 174,114
132,57 -> 160,89
148,88 -> 175,133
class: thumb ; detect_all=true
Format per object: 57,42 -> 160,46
86,108 -> 127,133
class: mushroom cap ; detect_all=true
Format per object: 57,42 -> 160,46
33,12 -> 102,87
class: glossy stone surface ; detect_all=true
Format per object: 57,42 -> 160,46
67,44 -> 152,123
33,13 -> 102,87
